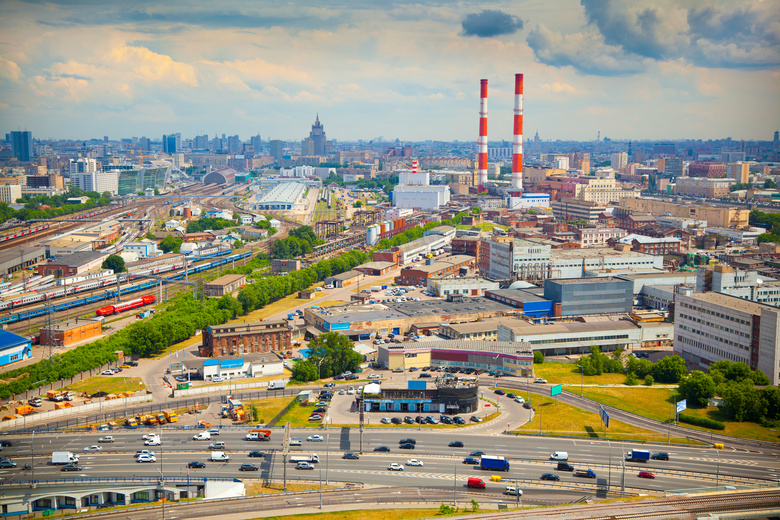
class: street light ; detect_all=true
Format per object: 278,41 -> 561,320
577,363 -> 583,397
716,450 -> 720,488
453,454 -> 457,508
319,455 -> 323,509
326,433 -> 329,485
156,467 -> 165,520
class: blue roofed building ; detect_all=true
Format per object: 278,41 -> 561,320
0,330 -> 33,368
201,357 -> 284,380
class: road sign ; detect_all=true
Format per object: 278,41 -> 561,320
676,399 -> 687,413
550,384 -> 562,397
599,405 -> 610,428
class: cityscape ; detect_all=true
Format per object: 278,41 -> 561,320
0,1 -> 779,520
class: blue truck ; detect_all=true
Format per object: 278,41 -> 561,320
480,455 -> 510,472
625,449 -> 651,462
574,468 -> 597,478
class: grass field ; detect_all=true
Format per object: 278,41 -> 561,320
276,402 -> 325,428
535,362 -> 627,385
64,376 -> 145,396
513,394 -> 695,443
456,222 -> 509,231
245,482 -> 339,495
578,387 -> 780,443
244,396 -> 296,425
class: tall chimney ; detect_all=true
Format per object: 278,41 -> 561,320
512,73 -> 523,190
478,79 -> 488,192
412,159 -> 418,174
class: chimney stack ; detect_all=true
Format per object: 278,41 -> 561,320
478,79 -> 488,192
412,159 -> 418,174
512,73 -> 523,190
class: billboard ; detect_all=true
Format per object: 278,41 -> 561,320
676,399 -> 687,413
550,384 -> 562,397
599,405 -> 610,429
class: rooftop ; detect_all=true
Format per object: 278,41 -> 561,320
379,339 -> 532,356
502,319 -> 642,336
206,273 -> 247,286
356,261 -> 396,270
551,246 -> 654,259
547,277 -> 629,285
404,255 -> 475,274
443,319 -> 501,333
685,291 -> 774,314
486,288 -> 548,302
44,251 -> 107,267
41,318 -> 102,332
257,181 -> 306,205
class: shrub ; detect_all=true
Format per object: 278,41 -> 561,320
533,351 -> 544,364
678,413 -> 726,430
644,374 -> 654,386
625,372 -> 638,386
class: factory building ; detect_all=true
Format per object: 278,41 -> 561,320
200,320 -> 292,357
253,182 -> 306,211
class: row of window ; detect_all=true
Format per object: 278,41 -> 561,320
679,301 -> 751,325
678,313 -> 749,338
677,335 -> 747,363
677,326 -> 750,351
525,334 -> 630,345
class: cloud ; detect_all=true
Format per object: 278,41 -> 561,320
527,24 -> 645,76
461,10 -> 522,38
110,46 -> 198,86
0,56 -> 23,82
540,82 -> 578,94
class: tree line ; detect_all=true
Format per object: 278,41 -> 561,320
0,188 -> 111,225
270,225 -> 321,259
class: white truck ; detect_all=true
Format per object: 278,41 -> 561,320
268,380 -> 286,390
289,453 -> 319,463
51,451 -> 80,465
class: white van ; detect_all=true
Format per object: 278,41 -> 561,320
289,438 -> 302,447
210,451 -> 229,462
193,431 -> 211,441
550,451 -> 569,461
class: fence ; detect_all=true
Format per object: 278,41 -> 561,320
173,379 -> 289,398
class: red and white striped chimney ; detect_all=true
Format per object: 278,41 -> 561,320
512,73 -> 523,190
477,79 -> 488,192
412,159 -> 418,174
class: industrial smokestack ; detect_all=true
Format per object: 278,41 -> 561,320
512,73 -> 523,190
412,159 -> 418,174
478,79 -> 488,191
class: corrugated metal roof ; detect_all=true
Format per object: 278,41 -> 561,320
0,329 -> 29,351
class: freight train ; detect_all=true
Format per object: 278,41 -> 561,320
96,295 -> 156,316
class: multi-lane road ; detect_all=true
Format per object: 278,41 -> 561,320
2,428 -> 777,495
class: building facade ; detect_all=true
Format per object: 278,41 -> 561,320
203,274 -> 248,297
39,318 -> 102,347
200,321 -> 292,357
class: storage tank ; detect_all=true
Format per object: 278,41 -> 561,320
382,221 -> 390,233
367,225 -> 378,246
388,220 -> 394,231
183,207 -> 192,218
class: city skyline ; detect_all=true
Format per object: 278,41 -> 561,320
0,0 -> 777,142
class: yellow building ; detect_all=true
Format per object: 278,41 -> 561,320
622,198 -> 749,228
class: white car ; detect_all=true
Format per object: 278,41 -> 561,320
208,429 -> 220,435
504,486 -> 523,496
289,438 -> 302,446
514,397 -> 525,404
380,417 -> 391,424
406,459 -> 424,467
144,439 -> 161,446
534,378 -> 548,384
388,463 -> 404,471
101,370 -> 114,375
142,433 -> 159,441
296,461 -> 314,470
368,374 -> 380,380
137,454 -> 156,463
339,389 -> 345,395
84,445 -> 102,452
307,435 -> 324,442
211,376 -> 224,382
98,436 -> 114,443
347,387 -> 355,395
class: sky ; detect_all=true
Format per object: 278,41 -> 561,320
0,0 -> 778,143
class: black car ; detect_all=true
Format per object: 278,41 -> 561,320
248,451 -> 265,458
342,452 -> 360,459
0,441 -> 12,447
391,417 -> 402,425
399,438 -> 416,445
523,402 -> 534,410
506,393 -> 516,399
440,416 -> 453,425
374,446 -> 390,452
453,417 -> 465,425
414,416 -> 423,423
62,463 -> 82,472
651,452 -> 669,461
419,373 -> 432,378
313,407 -> 327,413
556,462 -> 575,472
463,457 -> 479,465
126,361 -> 138,366
239,463 -> 259,471
540,473 -> 560,481
188,461 -> 206,468
470,450 -> 485,457
494,389 -> 505,396
404,416 -> 415,424
346,374 -> 359,380
448,441 -> 464,448
399,443 -> 415,450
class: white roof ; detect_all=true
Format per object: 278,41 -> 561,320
363,382 -> 382,394
508,280 -> 536,289
619,233 -> 681,245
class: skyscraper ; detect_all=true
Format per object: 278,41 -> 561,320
11,131 -> 33,162
250,134 -> 262,154
307,115 -> 328,156
162,134 -> 180,154
270,140 -> 284,160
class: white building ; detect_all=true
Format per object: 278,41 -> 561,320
69,158 -> 97,176
507,193 -> 550,210
674,287 -> 780,385
123,240 -> 160,259
611,152 -> 628,171
0,184 -> 22,204
428,277 -> 500,297
392,185 -> 450,210
70,171 -> 119,195
280,165 -> 314,178
399,171 -> 430,186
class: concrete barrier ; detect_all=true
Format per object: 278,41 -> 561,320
173,379 -> 289,398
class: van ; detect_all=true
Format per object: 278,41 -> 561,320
210,451 -> 229,462
289,438 -> 302,446
550,451 -> 569,461
193,431 -> 211,441
467,477 -> 486,489
503,486 -> 523,496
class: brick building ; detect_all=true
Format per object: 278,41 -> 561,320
395,255 -> 476,286
203,273 -> 248,297
451,237 -> 480,258
200,320 -> 292,357
688,162 -> 726,178
39,318 -> 102,347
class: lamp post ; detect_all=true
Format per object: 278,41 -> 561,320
30,430 -> 35,483
453,454 -> 457,508
326,433 -> 329,485
156,467 -> 165,520
716,450 -> 720,488
319,456 -> 323,509
577,364 -> 583,397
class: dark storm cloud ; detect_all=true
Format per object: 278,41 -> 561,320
580,0 -> 672,60
461,10 -> 522,38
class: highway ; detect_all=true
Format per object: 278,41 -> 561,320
1,428 -> 777,494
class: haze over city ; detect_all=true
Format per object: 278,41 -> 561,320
1,0 -> 778,141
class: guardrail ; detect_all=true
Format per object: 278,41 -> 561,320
0,476 -> 237,488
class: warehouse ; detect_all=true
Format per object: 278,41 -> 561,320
203,273 -> 248,297
201,320 -> 292,357
0,329 -> 32,368
37,251 -> 108,277
354,261 -> 396,276
253,182 -> 306,211
39,318 -> 102,347
0,247 -> 46,276
359,377 -> 479,414
484,289 -> 554,318
324,270 -> 364,288
428,276 -> 499,297
395,255 -> 476,286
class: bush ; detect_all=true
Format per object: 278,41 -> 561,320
644,374 -> 654,386
625,372 -> 638,386
678,413 -> 726,430
533,351 -> 544,364
439,504 -> 456,514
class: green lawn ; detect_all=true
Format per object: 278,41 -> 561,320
244,396 -> 296,425
276,402 -> 325,428
64,376 -> 145,396
535,362 -> 627,385
456,222 -> 509,231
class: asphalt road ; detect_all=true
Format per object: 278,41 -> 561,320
1,428 -> 777,491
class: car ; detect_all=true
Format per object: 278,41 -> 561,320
308,415 -> 323,422
62,463 -> 82,472
135,450 -> 156,458
373,446 -> 390,452
540,473 -> 560,481
388,463 -> 404,471
342,452 -> 360,459
248,451 -> 265,458
144,439 -> 161,446
448,441 -> 464,448
440,416 -> 453,425
380,417 -> 391,424
470,416 -> 482,423
208,428 -> 220,435
208,442 -> 226,450
175,376 -> 187,382
399,438 -> 416,445
494,389 -> 505,395
534,378 -> 548,384
427,417 -> 439,425
506,393 -> 516,399
399,443 -> 415,450
463,457 -> 479,465
126,361 -> 138,367
211,376 -> 224,382
84,445 -> 102,452
324,382 -> 335,388
142,433 -> 159,441
651,452 -> 669,461
523,402 -> 534,410
470,450 -> 485,457
514,397 -> 525,404
289,439 -> 302,446
239,463 -> 259,471
0,460 -> 17,468
101,370 -> 114,375
638,471 -> 656,479
98,436 -> 114,443
504,486 -> 523,496
137,454 -> 156,463
346,374 -> 359,380
339,389 -> 345,395
406,459 -> 424,466
367,374 -> 380,380
404,416 -> 415,424
296,461 -> 315,470
307,435 -> 324,442
391,417 -> 402,425
0,440 -> 13,447
188,461 -> 206,468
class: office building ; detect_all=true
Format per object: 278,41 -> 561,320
0,184 -> 22,204
662,157 -> 684,178
622,198 -> 749,228
674,177 -> 735,198
726,162 -> 750,184
163,133 -> 181,154
688,162 -> 726,178
250,134 -> 262,153
674,287 -> 780,385
69,158 -> 97,176
395,255 -> 476,286
11,131 -> 33,162
270,140 -> 284,160
70,171 -> 119,195
551,198 -> 606,224
543,277 -> 633,316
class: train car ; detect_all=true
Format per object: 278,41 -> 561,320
96,295 -> 156,316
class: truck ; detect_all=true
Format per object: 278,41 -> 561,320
370,286 -> 381,292
28,397 -> 42,407
574,469 -> 597,479
46,390 -> 63,402
210,451 -> 229,462
625,449 -> 651,462
51,451 -> 80,465
125,417 -> 138,428
268,380 -> 286,390
163,409 -> 178,423
479,455 -> 510,472
245,429 -> 272,441
289,453 -> 320,463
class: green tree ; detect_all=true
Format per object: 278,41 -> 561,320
352,200 -> 363,208
625,372 -> 638,386
159,235 -> 183,254
471,207 -> 481,214
102,254 -> 126,273
678,370 -> 716,407
760,386 -> 780,421
651,355 -> 687,383
291,359 -> 318,382
644,374 -> 654,386
721,380 -> 762,422
764,178 -> 777,189
533,351 -> 544,364
144,231 -> 156,240
307,332 -> 361,378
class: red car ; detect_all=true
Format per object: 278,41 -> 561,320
638,471 -> 655,479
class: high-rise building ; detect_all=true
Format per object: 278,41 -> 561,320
69,158 -> 97,176
228,135 -> 241,153
611,152 -> 627,171
662,157 -> 684,178
0,184 -> 22,203
11,131 -> 33,162
139,137 -> 151,151
162,134 -> 181,154
307,115 -> 328,156
726,162 -> 750,184
70,171 -> 119,195
270,140 -> 284,160
688,162 -> 726,178
250,134 -> 262,154
194,134 -> 209,150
